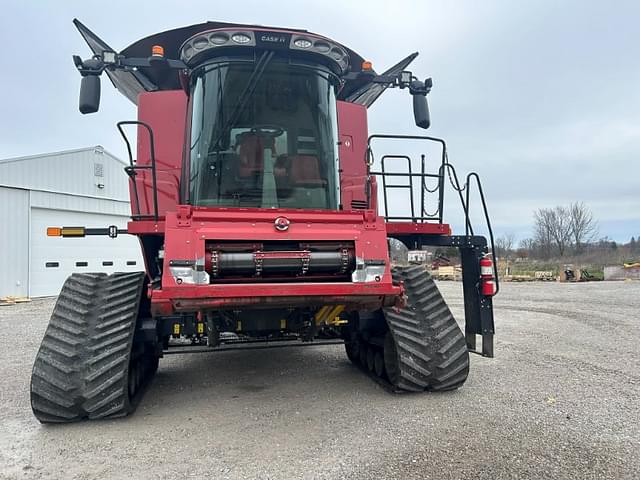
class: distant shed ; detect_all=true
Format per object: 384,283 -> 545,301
604,265 -> 640,281
0,146 -> 143,297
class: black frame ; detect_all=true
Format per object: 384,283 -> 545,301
367,134 -> 497,357
396,233 -> 495,357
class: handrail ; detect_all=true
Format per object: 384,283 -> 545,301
441,162 -> 473,235
116,121 -> 159,222
464,172 -> 500,295
366,133 -> 499,292
367,134 -> 447,223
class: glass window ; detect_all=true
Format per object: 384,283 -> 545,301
188,59 -> 340,209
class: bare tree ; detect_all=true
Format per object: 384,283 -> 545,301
569,202 -> 598,253
550,206 -> 572,256
495,233 -> 516,258
517,237 -> 536,258
534,209 -> 554,258
534,207 -> 572,257
519,238 -> 536,251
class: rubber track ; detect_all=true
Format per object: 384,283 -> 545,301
383,265 -> 470,392
30,272 -> 148,423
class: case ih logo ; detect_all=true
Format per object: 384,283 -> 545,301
260,34 -> 287,44
274,217 -> 290,231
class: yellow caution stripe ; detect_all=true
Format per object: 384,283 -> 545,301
314,305 -> 346,326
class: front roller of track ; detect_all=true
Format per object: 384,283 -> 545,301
30,272 -> 158,423
346,265 -> 470,392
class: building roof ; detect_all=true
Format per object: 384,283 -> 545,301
0,146 -> 130,202
0,145 -> 126,166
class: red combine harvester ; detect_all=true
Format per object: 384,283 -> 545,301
31,19 -> 498,422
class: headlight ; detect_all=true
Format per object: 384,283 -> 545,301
168,258 -> 210,285
102,50 -> 117,64
210,32 -> 230,45
313,41 -> 330,53
294,38 -> 312,48
351,258 -> 386,283
231,33 -> 252,44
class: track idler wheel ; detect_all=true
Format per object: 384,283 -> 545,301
30,272 -> 159,423
344,339 -> 360,364
383,332 -> 400,385
366,347 -> 375,372
358,343 -> 368,365
373,351 -> 385,378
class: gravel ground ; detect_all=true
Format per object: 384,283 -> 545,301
1,281 -> 638,479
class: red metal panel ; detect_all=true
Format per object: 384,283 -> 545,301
154,208 -> 397,312
337,101 -> 369,210
131,90 -> 187,217
151,281 -> 401,314
385,222 -> 451,235
127,220 -> 165,234
137,90 -> 187,170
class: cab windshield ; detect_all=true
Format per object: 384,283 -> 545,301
188,57 -> 340,209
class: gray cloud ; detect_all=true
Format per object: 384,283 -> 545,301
1,0 -> 637,241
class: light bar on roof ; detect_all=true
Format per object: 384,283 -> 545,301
180,29 -> 349,74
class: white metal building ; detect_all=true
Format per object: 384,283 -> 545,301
0,146 -> 144,298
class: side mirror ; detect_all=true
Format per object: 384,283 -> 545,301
413,94 -> 431,129
410,78 -> 432,129
79,75 -> 101,114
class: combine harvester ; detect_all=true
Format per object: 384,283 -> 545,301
31,20 -> 498,422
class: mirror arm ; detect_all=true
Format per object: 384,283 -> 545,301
344,70 -> 427,91
73,53 -> 187,78
118,57 -> 187,70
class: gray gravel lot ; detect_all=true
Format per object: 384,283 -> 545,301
1,281 -> 639,479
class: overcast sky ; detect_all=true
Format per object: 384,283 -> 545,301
1,0 -> 638,242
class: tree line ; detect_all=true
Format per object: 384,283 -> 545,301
496,202 -> 602,259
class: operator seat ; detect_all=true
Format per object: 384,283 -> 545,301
278,154 -> 328,209
290,155 -> 326,186
236,131 -> 279,207
236,132 -> 276,179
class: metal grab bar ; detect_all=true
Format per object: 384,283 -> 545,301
117,121 -> 159,222
464,172 -> 499,295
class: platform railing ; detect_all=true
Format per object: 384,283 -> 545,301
366,133 -> 499,294
367,134 -> 446,224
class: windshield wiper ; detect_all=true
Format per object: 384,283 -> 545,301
211,50 -> 275,151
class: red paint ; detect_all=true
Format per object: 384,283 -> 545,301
130,90 -> 187,218
337,101 -> 369,210
480,256 -> 495,296
123,86 -> 453,316
385,223 -> 451,235
151,282 -> 401,315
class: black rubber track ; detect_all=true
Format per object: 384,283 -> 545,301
30,272 -> 153,423
346,265 -> 469,392
383,265 -> 470,391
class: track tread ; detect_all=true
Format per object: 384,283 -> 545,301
382,265 -> 470,392
30,272 -> 152,423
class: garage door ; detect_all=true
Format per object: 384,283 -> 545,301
30,208 -> 144,297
